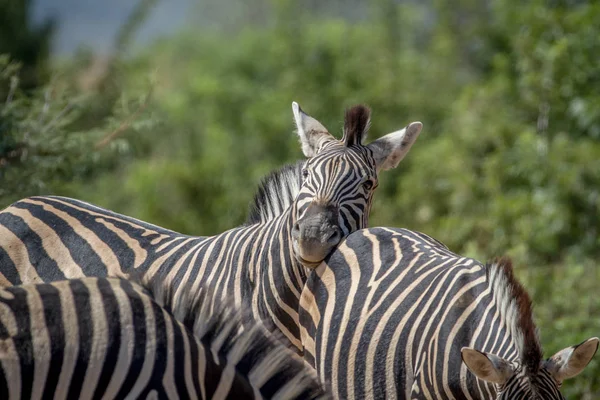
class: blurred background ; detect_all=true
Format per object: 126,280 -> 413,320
1,0 -> 599,395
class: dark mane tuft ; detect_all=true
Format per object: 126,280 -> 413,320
343,104 -> 371,147
488,257 -> 543,373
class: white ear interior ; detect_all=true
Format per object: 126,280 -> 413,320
292,102 -> 303,128
461,347 -> 514,385
367,121 -> 422,171
292,101 -> 333,158
549,337 -> 599,381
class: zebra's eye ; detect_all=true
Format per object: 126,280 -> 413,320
302,169 -> 309,179
362,180 -> 374,191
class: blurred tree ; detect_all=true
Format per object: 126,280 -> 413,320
0,0 -> 55,91
71,0 -> 159,131
0,0 -> 158,206
0,55 -> 156,206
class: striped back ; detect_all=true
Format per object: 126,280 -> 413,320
299,227 -> 598,399
0,277 -> 329,399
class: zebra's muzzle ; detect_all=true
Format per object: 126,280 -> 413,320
292,203 -> 342,267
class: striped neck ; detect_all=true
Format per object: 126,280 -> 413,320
151,201 -> 310,352
250,203 -> 311,350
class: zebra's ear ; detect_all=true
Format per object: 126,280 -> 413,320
292,102 -> 335,158
546,337 -> 599,381
461,347 -> 515,385
366,122 -> 422,171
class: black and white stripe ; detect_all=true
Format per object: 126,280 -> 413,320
299,227 -> 598,399
0,276 -> 329,399
0,104 -> 423,351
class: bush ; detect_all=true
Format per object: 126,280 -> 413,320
0,55 -> 156,206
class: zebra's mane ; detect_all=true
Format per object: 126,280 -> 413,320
342,104 -> 371,147
485,257 -> 543,373
245,161 -> 304,225
148,279 -> 328,399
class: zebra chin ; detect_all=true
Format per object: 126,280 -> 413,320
296,255 -> 326,270
292,239 -> 333,269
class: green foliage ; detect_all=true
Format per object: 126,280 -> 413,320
519,258 -> 600,398
76,1 -> 465,235
0,55 -> 156,206
1,0 -> 599,395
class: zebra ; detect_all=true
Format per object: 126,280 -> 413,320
298,227 -> 598,399
0,102 -> 423,351
0,276 -> 330,399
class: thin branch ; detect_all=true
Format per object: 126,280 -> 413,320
94,87 -> 153,150
38,88 -> 52,125
5,76 -> 18,106
42,102 -> 74,133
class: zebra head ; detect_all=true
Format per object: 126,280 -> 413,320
461,337 -> 599,399
290,102 -> 422,267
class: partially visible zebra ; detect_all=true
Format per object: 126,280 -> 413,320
0,103 -> 423,351
0,276 -> 330,399
299,227 -> 598,399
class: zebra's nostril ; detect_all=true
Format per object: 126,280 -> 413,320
292,222 -> 300,238
326,228 -> 342,246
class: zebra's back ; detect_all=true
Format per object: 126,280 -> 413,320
0,277 -> 329,399
0,195 -> 197,286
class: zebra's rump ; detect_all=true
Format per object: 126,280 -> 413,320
0,277 -> 329,400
